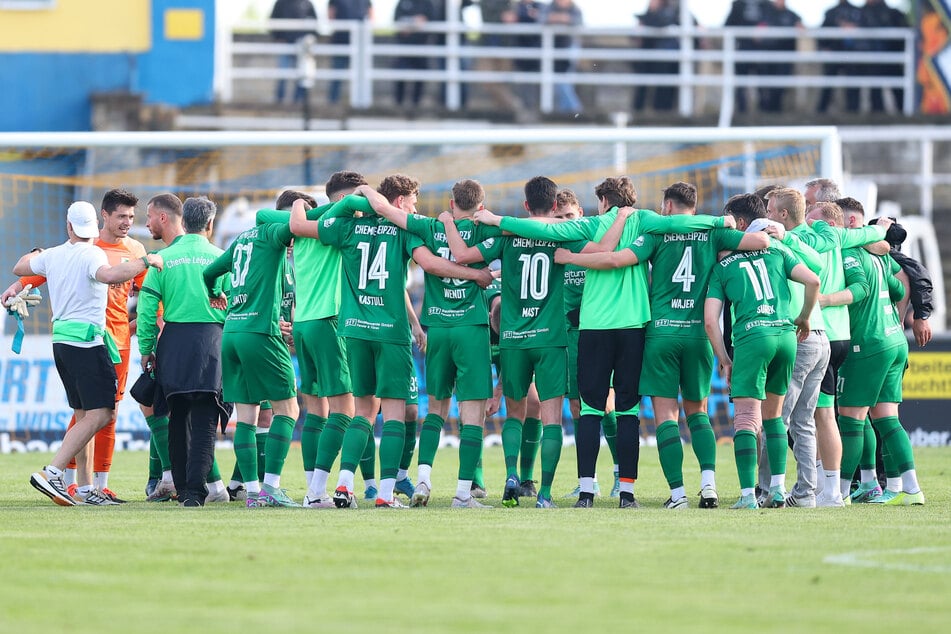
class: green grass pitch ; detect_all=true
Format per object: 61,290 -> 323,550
1,444 -> 949,633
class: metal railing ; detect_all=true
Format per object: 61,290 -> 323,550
221,19 -> 916,125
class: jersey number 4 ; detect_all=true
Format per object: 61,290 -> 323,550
672,246 -> 697,292
357,242 -> 389,290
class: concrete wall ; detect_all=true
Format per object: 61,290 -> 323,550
0,0 -> 216,131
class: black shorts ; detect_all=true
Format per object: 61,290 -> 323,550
820,339 -> 851,396
53,343 -> 118,411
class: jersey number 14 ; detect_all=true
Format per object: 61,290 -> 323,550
357,242 -> 389,290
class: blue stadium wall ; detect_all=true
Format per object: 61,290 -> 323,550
0,0 -> 215,131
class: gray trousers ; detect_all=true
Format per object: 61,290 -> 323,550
758,331 -> 831,500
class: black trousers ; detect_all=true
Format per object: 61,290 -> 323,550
576,328 -> 646,481
167,392 -> 219,505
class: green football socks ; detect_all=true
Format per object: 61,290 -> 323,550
417,413 -> 445,467
656,420 -> 684,489
458,424 -> 483,481
519,417 -> 542,482
539,424 -> 563,499
501,417 -> 523,479
301,413 -> 326,472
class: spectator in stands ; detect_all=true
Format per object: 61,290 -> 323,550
327,0 -> 373,105
816,0 -> 863,114
514,0 -> 544,109
433,0 -> 475,109
476,0 -> 520,112
270,0 -> 319,105
540,0 -> 584,114
393,0 -> 437,108
725,0 -> 771,113
761,0 -> 802,113
860,0 -> 908,113
632,0 -> 682,113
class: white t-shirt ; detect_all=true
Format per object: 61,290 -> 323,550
30,240 -> 109,346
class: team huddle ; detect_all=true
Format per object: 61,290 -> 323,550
9,171 -> 927,510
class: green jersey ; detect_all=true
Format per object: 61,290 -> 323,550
789,221 -> 885,342
280,251 -> 295,323
707,241 -> 801,346
629,226 -> 745,338
404,214 -> 498,328
484,277 -> 502,306
257,204 -> 342,321
779,225 -> 825,332
499,208 -> 726,329
477,233 -> 585,349
842,248 -> 906,357
319,212 -> 424,344
563,264 -> 585,329
138,234 -> 227,356
203,222 -> 293,336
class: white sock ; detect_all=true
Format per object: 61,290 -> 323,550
397,469 -> 408,481
64,468 -> 76,485
162,470 -> 173,483
580,476 -> 596,494
46,464 -> 63,478
379,478 -> 396,501
885,476 -> 901,493
228,479 -> 241,489
700,470 -> 716,489
94,472 -> 108,490
770,474 -> 786,489
815,461 -> 824,493
741,487 -> 755,496
364,478 -> 377,491
309,469 -> 329,498
613,465 -> 619,475
840,478 -> 852,499
860,469 -> 877,483
263,473 -> 280,489
246,481 -> 261,495
670,486 -> 686,500
456,479 -> 472,499
78,484 -> 92,496
208,480 -> 226,494
418,464 -> 432,486
619,481 -> 634,495
824,470 -> 840,495
900,470 -> 920,494
337,469 -> 355,492
304,471 -> 313,489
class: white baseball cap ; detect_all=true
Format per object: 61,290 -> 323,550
67,201 -> 99,238
746,218 -> 783,234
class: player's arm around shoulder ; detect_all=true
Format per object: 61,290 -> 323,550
442,212 -> 487,264
412,245 -> 493,288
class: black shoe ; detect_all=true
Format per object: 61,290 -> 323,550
181,498 -> 202,507
573,493 -> 595,508
518,480 -> 537,498
619,492 -> 640,509
501,476 -> 520,508
227,484 -> 246,502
